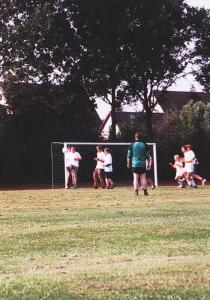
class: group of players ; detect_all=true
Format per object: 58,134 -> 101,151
62,145 -> 115,189
62,132 -> 155,196
62,133 -> 206,195
169,144 -> 206,188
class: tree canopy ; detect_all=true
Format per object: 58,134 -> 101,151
194,8 -> 210,93
2,0 -> 209,138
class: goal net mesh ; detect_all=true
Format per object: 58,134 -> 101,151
51,142 -> 157,188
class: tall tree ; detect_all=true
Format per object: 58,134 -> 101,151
68,0 -> 208,138
123,0 -> 206,137
2,0 -> 208,139
69,0 -> 134,139
194,8 -> 210,93
1,0 -> 79,83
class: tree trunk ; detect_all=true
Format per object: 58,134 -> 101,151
110,86 -> 117,140
145,109 -> 153,139
144,101 -> 154,139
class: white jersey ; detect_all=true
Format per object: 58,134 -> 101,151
62,147 -> 81,167
184,150 -> 195,173
174,161 -> 184,178
104,153 -> 113,172
96,151 -> 105,169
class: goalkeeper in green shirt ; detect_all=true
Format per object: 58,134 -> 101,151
127,132 -> 151,196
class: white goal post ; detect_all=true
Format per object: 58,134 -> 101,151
51,142 -> 158,188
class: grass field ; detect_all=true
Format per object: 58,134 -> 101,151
0,186 -> 210,300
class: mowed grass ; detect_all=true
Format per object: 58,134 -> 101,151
0,186 -> 210,300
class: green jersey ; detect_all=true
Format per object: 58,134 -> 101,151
127,141 -> 150,168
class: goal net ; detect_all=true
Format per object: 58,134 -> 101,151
51,142 -> 158,188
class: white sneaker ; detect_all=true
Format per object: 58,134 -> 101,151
202,179 -> 206,186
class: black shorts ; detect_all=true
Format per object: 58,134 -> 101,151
67,165 -> 78,174
132,167 -> 146,175
146,169 -> 153,179
105,172 -> 112,179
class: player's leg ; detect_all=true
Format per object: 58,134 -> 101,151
104,172 -> 109,188
192,173 -> 206,186
66,167 -> 71,189
71,167 -> 78,188
108,177 -> 115,187
186,172 -> 197,188
146,170 -> 155,189
133,171 -> 139,195
147,177 -> 155,189
177,176 -> 185,188
71,170 -> 76,188
105,172 -> 111,188
93,168 -> 98,188
98,169 -> 105,188
140,172 -> 149,195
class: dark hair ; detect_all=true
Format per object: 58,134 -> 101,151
182,144 -> 192,151
104,147 -> 110,153
135,132 -> 141,140
96,145 -> 103,151
186,144 -> 192,149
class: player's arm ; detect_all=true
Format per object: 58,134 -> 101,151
95,158 -> 104,162
94,153 -> 105,163
127,145 -> 132,168
169,162 -> 175,169
127,157 -> 131,168
184,157 -> 194,163
146,154 -> 152,170
75,153 -> 82,160
62,146 -> 68,154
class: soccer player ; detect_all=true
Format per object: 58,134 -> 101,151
104,147 -> 115,189
62,145 -> 82,189
146,155 -> 156,190
169,154 -> 186,188
93,145 -> 106,189
181,144 -> 206,186
127,132 -> 151,196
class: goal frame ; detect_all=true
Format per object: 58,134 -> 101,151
51,142 -> 158,188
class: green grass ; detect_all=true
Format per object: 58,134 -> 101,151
0,186 -> 210,299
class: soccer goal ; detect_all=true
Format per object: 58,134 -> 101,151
51,142 -> 158,188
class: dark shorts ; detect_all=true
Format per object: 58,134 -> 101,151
146,169 -> 153,179
132,167 -> 146,175
67,165 -> 79,174
105,172 -> 112,179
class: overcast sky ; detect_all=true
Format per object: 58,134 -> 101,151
186,0 -> 210,9
96,0 -> 210,118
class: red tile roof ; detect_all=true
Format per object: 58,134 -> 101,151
156,91 -> 210,112
100,111 -> 164,132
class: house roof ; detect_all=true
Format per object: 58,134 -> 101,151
115,111 -> 164,123
156,91 -> 210,112
100,111 -> 164,132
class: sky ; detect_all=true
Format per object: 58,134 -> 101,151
96,0 -> 210,119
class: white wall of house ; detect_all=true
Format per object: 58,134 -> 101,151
101,116 -> 120,139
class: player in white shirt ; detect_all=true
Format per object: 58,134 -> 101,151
104,148 -> 116,189
181,144 -> 206,187
62,146 -> 82,189
169,154 -> 186,187
93,145 -> 106,189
